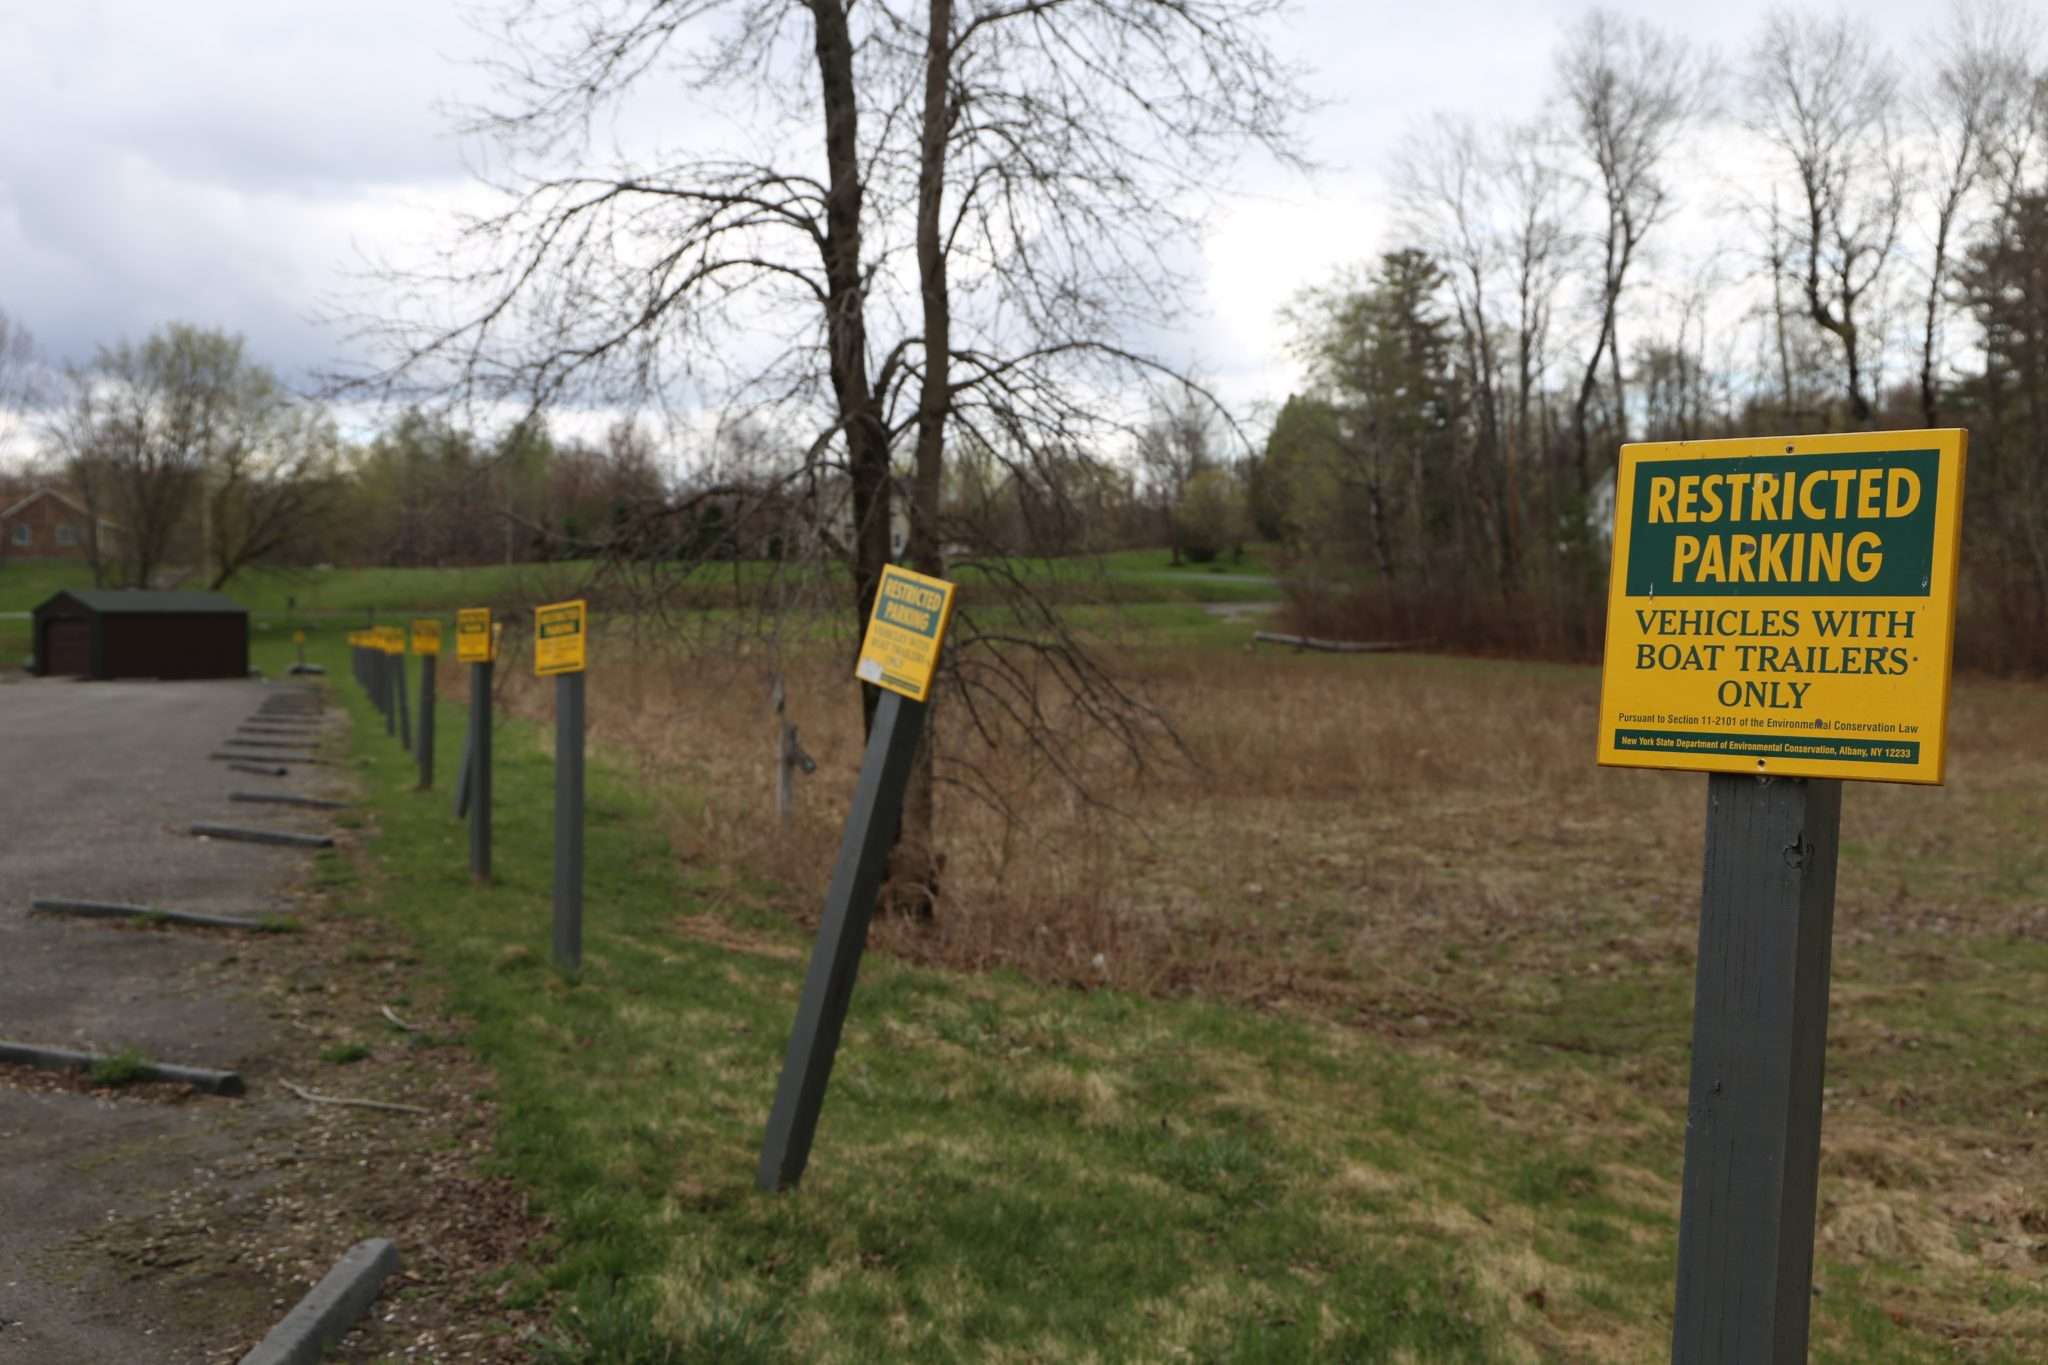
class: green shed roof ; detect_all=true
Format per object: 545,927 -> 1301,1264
43,589 -> 246,615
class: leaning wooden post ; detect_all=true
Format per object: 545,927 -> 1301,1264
456,608 -> 494,884
412,618 -> 441,790
1594,430 -> 1966,1365
759,565 -> 956,1192
535,600 -> 588,973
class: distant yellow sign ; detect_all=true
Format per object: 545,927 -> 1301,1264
534,600 -> 587,677
411,619 -> 442,656
1597,430 -> 1965,784
292,630 -> 306,645
855,565 -> 957,704
380,626 -> 407,655
456,608 -> 493,663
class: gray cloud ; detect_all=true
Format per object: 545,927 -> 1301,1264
0,0 -> 1960,410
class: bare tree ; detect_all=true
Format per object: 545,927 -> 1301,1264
1393,115 -> 1508,580
56,341 -> 207,589
1748,8 -> 1909,425
1496,120 -> 1575,553
1134,400 -> 1217,566
55,325 -> 332,591
205,400 -> 342,590
1392,116 -> 1570,586
1556,9 -> 1713,491
0,309 -> 40,453
353,0 -> 1306,914
1916,0 -> 2038,426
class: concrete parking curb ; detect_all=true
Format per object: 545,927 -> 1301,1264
229,793 -> 349,811
237,1238 -> 401,1365
210,753 -> 325,765
30,898 -> 272,931
0,1040 -> 245,1095
190,824 -> 335,849
227,762 -> 290,777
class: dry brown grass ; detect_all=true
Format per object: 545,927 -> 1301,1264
496,638 -> 2044,1002
490,629 -> 2048,1357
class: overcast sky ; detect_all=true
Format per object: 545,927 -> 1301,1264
0,0 -> 1963,431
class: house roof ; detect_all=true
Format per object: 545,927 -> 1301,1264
0,487 -> 92,523
40,589 -> 246,616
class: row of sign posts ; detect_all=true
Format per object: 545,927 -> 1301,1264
335,451 -> 1966,1360
346,567 -> 958,1195
340,568 -> 959,1194
348,601 -> 590,971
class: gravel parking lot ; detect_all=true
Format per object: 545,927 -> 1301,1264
0,678 -> 344,1364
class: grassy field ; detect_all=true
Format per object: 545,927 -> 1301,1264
0,550 -> 1275,672
276,598 -> 2048,1363
0,547 -> 1281,619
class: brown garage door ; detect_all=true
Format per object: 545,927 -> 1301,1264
44,620 -> 90,676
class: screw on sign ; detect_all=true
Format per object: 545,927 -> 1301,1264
759,565 -> 957,1192
1595,429 -> 1966,1364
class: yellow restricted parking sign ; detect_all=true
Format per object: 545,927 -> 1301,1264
456,608 -> 492,663
855,565 -> 956,703
534,600 -> 587,677
1597,429 -> 1965,784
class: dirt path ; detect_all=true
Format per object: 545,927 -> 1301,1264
0,678 -> 538,1363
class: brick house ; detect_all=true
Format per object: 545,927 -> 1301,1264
0,489 -> 111,562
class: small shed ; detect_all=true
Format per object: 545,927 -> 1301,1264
32,590 -> 249,681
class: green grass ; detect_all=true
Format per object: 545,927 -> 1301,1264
267,624 -> 2025,1363
294,629 -> 1519,1362
87,1048 -> 150,1088
3,549 -> 1279,680
320,1042 -> 373,1066
0,558 -> 96,610
1,548 -> 1282,617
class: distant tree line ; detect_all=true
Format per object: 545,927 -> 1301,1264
1256,1 -> 2048,672
0,313 -> 1237,594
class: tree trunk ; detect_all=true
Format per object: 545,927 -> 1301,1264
806,0 -> 891,735
886,0 -> 956,922
1922,208 -> 1956,429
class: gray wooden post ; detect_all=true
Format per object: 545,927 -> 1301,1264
1672,773 -> 1843,1364
469,659 -> 493,884
552,671 -> 585,972
758,688 -> 928,1192
394,650 -> 411,751
453,723 -> 473,818
382,653 -> 396,736
417,653 -> 436,790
